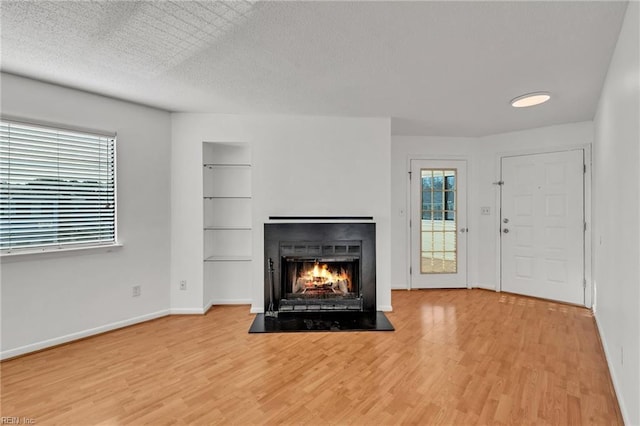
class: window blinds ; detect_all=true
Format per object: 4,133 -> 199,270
0,120 -> 116,252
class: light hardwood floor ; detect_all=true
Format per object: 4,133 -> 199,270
1,289 -> 622,425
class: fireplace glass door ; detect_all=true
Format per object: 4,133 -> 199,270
280,257 -> 362,311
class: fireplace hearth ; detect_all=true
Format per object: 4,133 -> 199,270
264,222 -> 376,313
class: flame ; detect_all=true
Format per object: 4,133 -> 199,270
304,262 -> 348,286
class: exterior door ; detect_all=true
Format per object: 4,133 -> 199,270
410,159 -> 467,288
500,150 -> 585,305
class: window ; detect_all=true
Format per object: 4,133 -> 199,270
420,169 -> 457,273
0,119 -> 116,253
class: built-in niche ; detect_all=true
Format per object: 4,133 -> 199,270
203,142 -> 252,305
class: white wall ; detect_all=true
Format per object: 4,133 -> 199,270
0,74 -> 172,359
171,114 -> 392,313
391,121 -> 593,290
593,2 -> 640,424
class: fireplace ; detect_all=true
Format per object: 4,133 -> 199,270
264,222 -> 376,313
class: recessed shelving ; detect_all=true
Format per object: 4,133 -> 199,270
204,163 -> 251,168
204,226 -> 252,231
203,142 -> 253,305
203,196 -> 252,199
204,255 -> 252,262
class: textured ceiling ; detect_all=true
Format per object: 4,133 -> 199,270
0,1 -> 629,136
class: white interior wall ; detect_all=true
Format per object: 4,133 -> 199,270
593,2 -> 640,424
391,121 -> 593,290
171,114 -> 392,313
0,73 -> 172,359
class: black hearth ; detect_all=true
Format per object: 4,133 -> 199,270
264,223 -> 376,313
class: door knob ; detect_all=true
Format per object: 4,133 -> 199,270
459,228 -> 468,233
503,218 -> 509,224
503,228 -> 509,234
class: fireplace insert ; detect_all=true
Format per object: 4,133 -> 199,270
264,223 -> 376,313
279,241 -> 362,311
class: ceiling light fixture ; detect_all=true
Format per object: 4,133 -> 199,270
510,92 -> 551,108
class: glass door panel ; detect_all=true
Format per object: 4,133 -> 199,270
420,169 -> 457,274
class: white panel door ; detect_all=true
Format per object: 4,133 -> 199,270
500,150 -> 584,305
410,160 -> 467,288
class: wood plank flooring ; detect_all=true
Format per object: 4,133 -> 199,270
1,289 -> 622,425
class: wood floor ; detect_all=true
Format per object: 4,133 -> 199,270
1,289 -> 622,425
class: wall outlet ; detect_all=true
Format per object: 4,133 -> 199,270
132,285 -> 141,297
180,280 -> 187,291
481,206 -> 491,215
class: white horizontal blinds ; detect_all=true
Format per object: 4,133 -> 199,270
0,120 -> 116,251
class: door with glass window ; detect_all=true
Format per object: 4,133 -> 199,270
410,160 -> 467,288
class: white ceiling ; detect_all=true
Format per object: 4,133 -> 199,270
0,1 -> 629,136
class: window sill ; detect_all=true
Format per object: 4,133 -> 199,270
1,243 -> 123,261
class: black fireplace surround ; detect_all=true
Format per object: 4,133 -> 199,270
264,223 -> 376,313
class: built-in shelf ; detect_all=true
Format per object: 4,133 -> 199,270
205,255 -> 252,262
204,163 -> 251,168
204,226 -> 252,231
204,196 -> 252,200
203,142 -> 252,304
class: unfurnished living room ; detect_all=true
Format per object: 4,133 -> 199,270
1,1 -> 639,425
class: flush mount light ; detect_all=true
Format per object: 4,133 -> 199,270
510,92 -> 551,108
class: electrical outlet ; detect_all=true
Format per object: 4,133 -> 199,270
132,285 -> 141,297
481,206 -> 491,215
180,280 -> 187,291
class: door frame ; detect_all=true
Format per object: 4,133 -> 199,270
406,155 -> 471,290
494,144 -> 592,308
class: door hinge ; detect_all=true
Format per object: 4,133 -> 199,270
410,266 -> 412,275
584,164 -> 587,173
584,222 -> 587,232
408,171 -> 412,180
583,278 -> 587,288
493,181 -> 504,186
410,219 -> 412,228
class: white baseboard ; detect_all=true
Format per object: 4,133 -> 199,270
378,305 -> 393,312
594,312 -> 630,425
250,306 -> 264,314
474,284 -> 497,291
169,307 -> 206,315
0,309 -> 169,360
209,299 -> 252,305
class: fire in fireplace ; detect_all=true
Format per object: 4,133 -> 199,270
264,222 -> 376,313
289,260 -> 353,294
280,249 -> 362,311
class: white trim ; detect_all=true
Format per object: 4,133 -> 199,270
594,312 -> 630,425
0,114 -> 116,138
583,146 -> 593,308
495,144 -> 592,307
474,283 -> 497,291
1,243 -> 123,260
169,307 -> 207,315
209,298 -> 252,305
407,156 -> 470,290
0,309 -> 169,360
378,305 -> 393,312
250,306 -> 264,314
